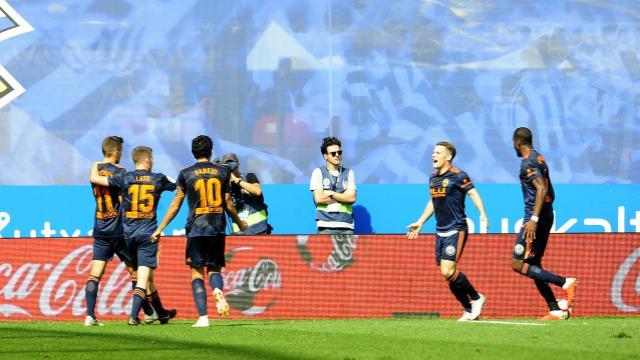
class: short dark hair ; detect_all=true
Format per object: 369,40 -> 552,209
132,146 -> 152,164
192,135 -> 213,159
320,136 -> 341,154
436,141 -> 456,161
513,127 -> 533,145
102,136 -> 123,156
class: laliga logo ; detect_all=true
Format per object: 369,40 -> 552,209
0,1 -> 33,109
296,234 -> 357,273
223,246 -> 281,316
611,248 -> 640,312
0,245 -> 133,317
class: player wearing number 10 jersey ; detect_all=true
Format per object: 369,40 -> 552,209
153,135 -> 246,327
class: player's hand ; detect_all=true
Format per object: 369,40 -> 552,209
406,222 -> 422,239
230,173 -> 240,184
480,218 -> 489,233
239,220 -> 248,232
151,230 -> 161,243
524,220 -> 537,242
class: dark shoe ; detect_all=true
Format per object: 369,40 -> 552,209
159,309 -> 177,325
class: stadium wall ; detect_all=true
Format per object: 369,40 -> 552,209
0,184 -> 638,237
0,234 -> 638,321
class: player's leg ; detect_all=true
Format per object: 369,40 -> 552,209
84,236 -> 113,326
145,271 -> 177,324
128,236 -> 158,325
187,236 -> 210,327
84,259 -> 106,326
191,266 -> 209,327
207,235 -> 229,318
116,237 -> 155,319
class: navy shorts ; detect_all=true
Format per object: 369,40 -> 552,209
126,234 -> 158,268
93,236 -> 132,264
513,209 -> 554,261
435,230 -> 468,266
186,235 -> 226,269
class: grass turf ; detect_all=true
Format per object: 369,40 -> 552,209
0,317 -> 638,359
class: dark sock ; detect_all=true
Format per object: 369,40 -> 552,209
192,279 -> 207,317
85,275 -> 100,319
147,290 -> 166,316
526,265 -> 565,287
535,280 -> 561,311
131,287 -> 146,319
208,272 -> 224,291
448,282 -> 471,312
452,271 -> 480,301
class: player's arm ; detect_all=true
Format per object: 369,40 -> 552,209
231,172 -> 262,196
151,189 -> 185,242
406,200 -> 434,239
524,176 -> 547,242
89,161 -> 110,187
224,193 -> 248,232
467,188 -> 489,232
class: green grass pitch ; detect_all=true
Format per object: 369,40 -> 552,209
1,317 -> 638,359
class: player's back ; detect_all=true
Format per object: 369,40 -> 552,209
92,163 -> 125,238
519,149 -> 555,218
112,169 -> 176,238
177,161 -> 230,237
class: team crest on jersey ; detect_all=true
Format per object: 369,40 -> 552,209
514,244 -> 525,255
442,179 -> 449,187
445,245 -> 456,256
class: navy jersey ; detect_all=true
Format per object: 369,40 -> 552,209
430,167 -> 475,232
108,169 -> 176,238
177,162 -> 231,237
92,163 -> 126,237
519,149 -> 555,221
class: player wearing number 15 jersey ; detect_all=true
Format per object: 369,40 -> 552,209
153,135 -> 246,328
91,146 -> 176,325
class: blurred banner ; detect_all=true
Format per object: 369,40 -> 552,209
0,184 -> 638,236
0,1 -> 639,185
1,234 -> 638,321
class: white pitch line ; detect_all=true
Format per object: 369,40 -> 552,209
467,320 -> 547,326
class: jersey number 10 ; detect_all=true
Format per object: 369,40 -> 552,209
194,178 -> 223,214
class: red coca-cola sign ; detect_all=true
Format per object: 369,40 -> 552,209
0,234 -> 638,321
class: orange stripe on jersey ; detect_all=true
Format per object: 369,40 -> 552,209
460,181 -> 473,188
449,166 -> 461,173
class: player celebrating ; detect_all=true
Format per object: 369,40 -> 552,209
90,146 -> 177,325
406,142 -> 489,321
511,127 -> 577,320
152,135 -> 247,327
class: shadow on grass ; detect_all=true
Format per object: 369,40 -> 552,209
0,326 -> 306,360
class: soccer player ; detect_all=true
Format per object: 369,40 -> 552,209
511,127 -> 577,320
406,141 -> 489,321
90,146 -> 177,325
85,136 -> 136,326
152,135 -> 247,327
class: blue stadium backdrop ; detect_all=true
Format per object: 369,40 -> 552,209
0,0 -> 638,235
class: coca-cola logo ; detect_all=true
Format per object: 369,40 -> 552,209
611,248 -> 640,312
223,246 -> 281,316
296,234 -> 357,273
0,245 -> 133,318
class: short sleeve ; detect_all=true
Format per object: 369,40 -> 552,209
176,170 -> 186,193
309,168 -> 323,191
521,159 -> 542,182
458,172 -> 475,194
346,169 -> 357,191
107,171 -> 124,189
161,175 -> 177,192
245,172 -> 260,184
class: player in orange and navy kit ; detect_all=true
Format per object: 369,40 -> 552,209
90,146 -> 177,325
407,141 -> 489,321
511,127 -> 577,320
84,136 -> 137,326
153,135 -> 246,327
